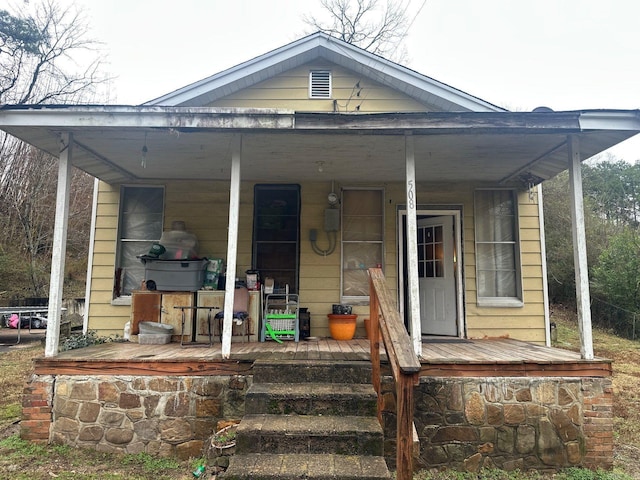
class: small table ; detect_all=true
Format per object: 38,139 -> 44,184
173,305 -> 219,347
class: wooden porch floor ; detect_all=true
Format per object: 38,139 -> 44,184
34,337 -> 611,378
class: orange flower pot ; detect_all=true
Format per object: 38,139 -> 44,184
327,314 -> 358,341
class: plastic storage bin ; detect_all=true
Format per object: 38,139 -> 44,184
142,258 -> 207,291
138,321 -> 174,344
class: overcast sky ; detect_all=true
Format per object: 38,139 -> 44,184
54,0 -> 640,161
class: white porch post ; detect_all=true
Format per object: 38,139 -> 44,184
221,135 -> 242,359
45,133 -> 73,357
405,133 -> 422,357
568,135 -> 594,360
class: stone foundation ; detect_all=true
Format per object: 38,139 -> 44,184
22,374 -> 250,460
381,376 -> 613,472
22,372 -> 612,471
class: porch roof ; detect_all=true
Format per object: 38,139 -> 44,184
0,105 -> 638,186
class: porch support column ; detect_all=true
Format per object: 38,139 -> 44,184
221,134 -> 242,359
45,133 -> 73,358
568,135 -> 594,360
405,132 -> 422,357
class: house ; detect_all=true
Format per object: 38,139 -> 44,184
1,32 -> 639,474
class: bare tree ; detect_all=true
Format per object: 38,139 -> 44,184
0,0 -> 106,104
304,0 -> 412,61
0,0 -> 105,300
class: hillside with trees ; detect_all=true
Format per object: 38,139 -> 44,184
544,156 -> 640,339
0,1 -> 106,305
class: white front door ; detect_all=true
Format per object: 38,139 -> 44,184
418,216 -> 457,336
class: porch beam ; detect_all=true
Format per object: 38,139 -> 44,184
221,135 -> 242,359
567,135 -> 594,360
405,133 -> 422,357
45,133 -> 73,358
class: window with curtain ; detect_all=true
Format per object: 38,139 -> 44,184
341,188 -> 384,302
114,186 -> 164,298
474,189 -> 522,306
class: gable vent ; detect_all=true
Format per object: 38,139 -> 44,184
309,70 -> 331,98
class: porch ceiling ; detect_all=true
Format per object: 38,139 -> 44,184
0,106 -> 638,186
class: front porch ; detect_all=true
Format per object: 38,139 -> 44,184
22,337 -> 613,472
31,337 -> 611,378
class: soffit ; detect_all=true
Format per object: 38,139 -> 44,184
0,108 -> 638,186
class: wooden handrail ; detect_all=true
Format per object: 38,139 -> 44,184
368,267 -> 420,480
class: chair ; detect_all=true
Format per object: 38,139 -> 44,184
215,285 -> 251,342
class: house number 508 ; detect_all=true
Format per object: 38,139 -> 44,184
408,180 -> 415,210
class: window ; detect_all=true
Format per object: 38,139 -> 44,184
309,70 -> 331,98
474,189 -> 522,306
341,188 -> 384,302
253,185 -> 300,293
114,186 -> 164,299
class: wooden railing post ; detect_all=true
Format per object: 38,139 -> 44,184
368,268 -> 421,480
369,274 -> 383,422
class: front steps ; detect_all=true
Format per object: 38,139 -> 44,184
220,359 -> 391,480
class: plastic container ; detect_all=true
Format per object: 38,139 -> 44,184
159,221 -> 199,259
142,258 -> 207,291
138,321 -> 174,345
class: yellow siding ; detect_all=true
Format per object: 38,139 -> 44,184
88,181 -> 546,343
207,63 -> 429,113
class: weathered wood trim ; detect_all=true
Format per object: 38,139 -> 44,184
419,362 -> 611,378
369,267 -> 420,480
34,360 -> 253,376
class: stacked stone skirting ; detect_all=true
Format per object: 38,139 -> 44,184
22,374 -> 250,459
21,373 -> 613,471
381,376 -> 613,472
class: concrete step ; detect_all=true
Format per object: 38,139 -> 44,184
220,453 -> 391,480
236,414 -> 384,456
252,359 -> 372,384
246,382 -> 378,416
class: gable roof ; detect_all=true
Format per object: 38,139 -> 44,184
146,32 -> 506,113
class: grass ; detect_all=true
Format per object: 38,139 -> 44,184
1,310 -> 640,479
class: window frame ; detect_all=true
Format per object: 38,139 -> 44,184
112,185 -> 165,304
473,189 -> 523,308
340,187 -> 385,305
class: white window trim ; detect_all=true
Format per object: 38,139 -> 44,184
474,189 -> 523,308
